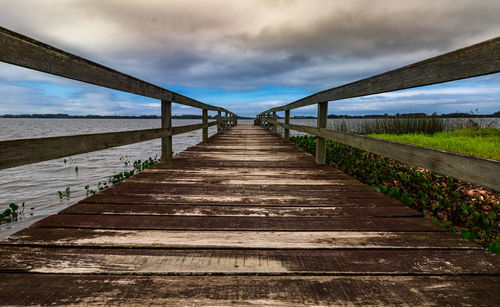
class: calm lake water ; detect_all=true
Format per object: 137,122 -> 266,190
0,117 -> 498,238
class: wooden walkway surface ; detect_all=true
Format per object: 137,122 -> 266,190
0,124 -> 498,305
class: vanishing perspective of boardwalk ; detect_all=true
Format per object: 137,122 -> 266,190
0,125 -> 498,305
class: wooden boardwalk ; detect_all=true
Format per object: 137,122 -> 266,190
0,124 -> 498,306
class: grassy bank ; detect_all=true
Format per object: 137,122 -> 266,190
368,128 -> 500,160
290,135 -> 500,254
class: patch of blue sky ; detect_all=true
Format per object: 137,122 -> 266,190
10,81 -> 83,98
166,85 -> 310,105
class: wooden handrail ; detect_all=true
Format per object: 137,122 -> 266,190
0,121 -> 220,170
0,26 -> 238,168
257,37 -> 500,191
0,26 -> 233,113
259,36 -> 500,114
262,119 -> 500,191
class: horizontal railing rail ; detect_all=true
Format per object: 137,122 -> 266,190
0,26 -> 237,169
257,37 -> 500,191
259,37 -> 500,113
0,121 -> 221,170
264,119 -> 500,191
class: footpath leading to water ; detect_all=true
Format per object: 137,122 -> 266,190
0,124 -> 498,305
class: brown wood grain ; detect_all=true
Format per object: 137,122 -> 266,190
0,274 -> 498,306
0,125 -> 498,305
1,247 -> 498,275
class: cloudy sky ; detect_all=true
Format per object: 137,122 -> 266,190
0,0 -> 499,117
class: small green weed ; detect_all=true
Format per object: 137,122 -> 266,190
57,187 -> 71,199
84,155 -> 159,196
0,202 -> 25,225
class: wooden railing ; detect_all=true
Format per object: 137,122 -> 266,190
0,26 -> 237,170
257,37 -> 500,191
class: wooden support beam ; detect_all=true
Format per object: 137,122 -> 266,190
284,110 -> 290,140
202,109 -> 208,142
217,111 -> 222,133
161,100 -> 173,162
272,112 -> 277,133
316,102 -> 328,164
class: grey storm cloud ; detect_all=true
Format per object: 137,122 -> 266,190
2,0 -> 499,92
0,0 -> 499,116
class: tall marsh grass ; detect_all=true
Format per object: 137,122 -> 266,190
329,117 -> 497,135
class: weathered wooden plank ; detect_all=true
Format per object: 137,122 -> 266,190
1,247 -> 498,275
0,26 -> 232,112
31,214 -> 444,231
160,160 -> 321,168
267,120 -> 500,191
105,182 -> 382,194
139,166 -> 355,176
129,174 -> 363,186
174,152 -> 314,162
108,181 -> 381,194
1,228 -> 475,249
81,193 -> 396,206
262,36 -> 500,113
0,274 -> 498,306
60,203 -> 422,217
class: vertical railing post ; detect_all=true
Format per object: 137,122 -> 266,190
202,108 -> 208,142
316,102 -> 328,164
284,109 -> 290,140
234,114 -> 238,126
272,111 -> 277,133
217,110 -> 221,133
161,99 -> 173,162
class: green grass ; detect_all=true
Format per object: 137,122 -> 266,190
368,128 -> 500,160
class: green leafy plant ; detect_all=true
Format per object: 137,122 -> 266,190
290,135 -> 500,255
57,187 -> 71,199
84,155 -> 159,195
0,202 -> 25,224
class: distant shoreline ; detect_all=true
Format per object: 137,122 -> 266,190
0,114 -> 251,120
0,112 -> 498,119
